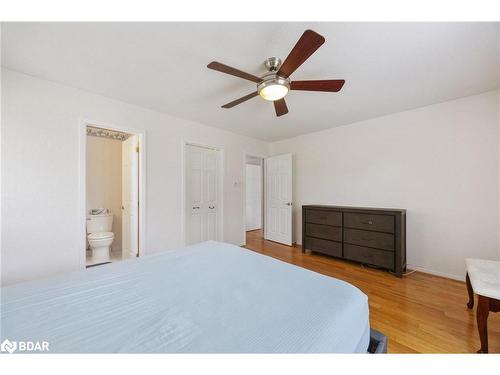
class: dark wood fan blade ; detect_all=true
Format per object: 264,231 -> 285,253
273,98 -> 289,117
290,79 -> 345,92
207,61 -> 262,83
221,91 -> 259,108
277,30 -> 325,78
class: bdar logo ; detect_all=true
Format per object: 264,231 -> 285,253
0,339 -> 49,353
1,339 -> 17,354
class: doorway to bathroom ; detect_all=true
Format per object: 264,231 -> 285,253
82,124 -> 145,268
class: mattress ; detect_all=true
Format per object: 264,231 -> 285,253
1,241 -> 370,353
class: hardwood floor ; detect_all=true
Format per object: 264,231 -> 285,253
244,229 -> 500,353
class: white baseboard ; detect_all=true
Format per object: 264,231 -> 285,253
267,242 -> 465,282
406,264 -> 464,281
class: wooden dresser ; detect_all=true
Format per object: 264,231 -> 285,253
302,205 -> 406,277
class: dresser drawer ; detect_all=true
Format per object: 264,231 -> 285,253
305,237 -> 342,258
344,244 -> 394,270
344,212 -> 394,233
305,223 -> 342,242
344,228 -> 394,251
305,209 -> 342,226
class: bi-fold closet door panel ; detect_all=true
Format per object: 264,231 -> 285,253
186,145 -> 219,245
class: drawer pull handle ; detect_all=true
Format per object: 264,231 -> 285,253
363,220 -> 374,225
209,206 -> 215,209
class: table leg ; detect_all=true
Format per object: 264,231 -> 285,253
476,295 -> 490,353
466,273 -> 474,309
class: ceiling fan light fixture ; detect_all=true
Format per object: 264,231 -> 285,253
208,31 -> 344,117
258,76 -> 290,101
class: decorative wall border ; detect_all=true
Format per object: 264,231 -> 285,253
86,126 -> 131,141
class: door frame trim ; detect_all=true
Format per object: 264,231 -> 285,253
242,152 -> 266,246
181,140 -> 224,245
78,119 -> 147,270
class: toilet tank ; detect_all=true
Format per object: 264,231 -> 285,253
87,213 -> 114,233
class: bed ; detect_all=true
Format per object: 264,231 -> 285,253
1,241 -> 383,353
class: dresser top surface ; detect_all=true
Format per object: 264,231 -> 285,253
302,205 -> 406,214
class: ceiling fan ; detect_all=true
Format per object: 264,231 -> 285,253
207,29 -> 345,117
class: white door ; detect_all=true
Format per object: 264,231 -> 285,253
185,144 -> 219,245
122,135 -> 139,257
265,153 -> 292,245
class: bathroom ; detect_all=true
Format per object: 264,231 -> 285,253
86,125 -> 140,266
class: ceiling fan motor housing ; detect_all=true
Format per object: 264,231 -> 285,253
264,57 -> 282,72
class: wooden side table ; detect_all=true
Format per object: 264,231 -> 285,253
465,258 -> 500,353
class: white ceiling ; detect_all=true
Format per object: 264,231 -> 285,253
2,22 -> 499,141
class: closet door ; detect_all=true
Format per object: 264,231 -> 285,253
185,145 -> 219,245
203,148 -> 218,241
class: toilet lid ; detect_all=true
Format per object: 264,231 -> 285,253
88,232 -> 114,240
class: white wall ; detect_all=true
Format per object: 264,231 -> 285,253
2,67 -> 500,284
271,90 -> 500,280
86,136 -> 122,251
1,69 -> 268,285
245,163 -> 262,231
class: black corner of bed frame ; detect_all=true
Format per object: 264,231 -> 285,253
368,329 -> 387,354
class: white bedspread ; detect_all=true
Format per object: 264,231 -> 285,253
1,241 -> 370,353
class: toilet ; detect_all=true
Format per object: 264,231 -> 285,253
87,212 -> 114,263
